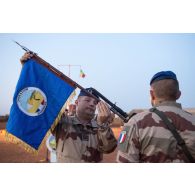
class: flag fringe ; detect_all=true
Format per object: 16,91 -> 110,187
5,89 -> 77,154
5,131 -> 41,155
49,89 -> 76,133
65,89 -> 77,108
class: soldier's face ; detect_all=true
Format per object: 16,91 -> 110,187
76,96 -> 98,119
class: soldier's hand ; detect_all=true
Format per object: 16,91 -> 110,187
107,113 -> 115,124
20,52 -> 34,65
96,101 -> 113,126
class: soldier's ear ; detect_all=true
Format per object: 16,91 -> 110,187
150,89 -> 155,100
176,90 -> 181,100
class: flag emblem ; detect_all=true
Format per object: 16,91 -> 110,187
118,130 -> 127,143
17,87 -> 47,116
6,58 -> 75,150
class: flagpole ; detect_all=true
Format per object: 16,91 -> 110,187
58,64 -> 82,78
13,41 -> 99,102
13,41 -> 130,122
33,55 -> 99,100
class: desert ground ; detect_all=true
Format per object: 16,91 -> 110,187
0,127 -> 121,163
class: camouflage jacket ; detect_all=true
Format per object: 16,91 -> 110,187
53,115 -> 117,162
117,101 -> 195,163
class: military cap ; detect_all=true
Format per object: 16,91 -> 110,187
78,87 -> 99,99
150,71 -> 178,85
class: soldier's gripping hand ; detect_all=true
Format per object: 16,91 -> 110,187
96,101 -> 114,126
20,52 -> 34,65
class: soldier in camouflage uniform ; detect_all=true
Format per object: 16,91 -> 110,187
117,71 -> 195,163
53,88 -> 117,162
20,52 -> 117,163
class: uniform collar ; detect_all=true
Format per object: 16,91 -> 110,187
155,101 -> 182,109
71,115 -> 98,128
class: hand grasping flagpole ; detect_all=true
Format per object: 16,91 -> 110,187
6,41 -> 100,152
13,41 -> 96,99
14,41 -> 130,119
7,41 -> 130,151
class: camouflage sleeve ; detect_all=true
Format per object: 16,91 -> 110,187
116,118 -> 140,163
97,125 -> 117,154
51,115 -> 69,144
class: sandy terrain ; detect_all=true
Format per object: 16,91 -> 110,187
0,127 -> 121,163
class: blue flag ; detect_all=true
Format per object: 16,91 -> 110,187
6,59 -> 75,150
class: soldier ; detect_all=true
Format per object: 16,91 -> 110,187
68,104 -> 76,116
117,71 -> 195,163
54,88 -> 117,162
20,52 -> 117,162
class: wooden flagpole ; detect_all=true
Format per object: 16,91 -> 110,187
14,41 -> 99,102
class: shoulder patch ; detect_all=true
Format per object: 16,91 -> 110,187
118,126 -> 130,152
118,130 -> 127,143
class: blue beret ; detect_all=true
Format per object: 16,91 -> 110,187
150,71 -> 178,85
78,88 -> 99,99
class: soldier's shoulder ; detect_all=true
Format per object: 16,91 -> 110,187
128,110 -> 152,122
171,107 -> 195,121
183,109 -> 194,116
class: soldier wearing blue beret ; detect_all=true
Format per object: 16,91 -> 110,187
117,70 -> 195,163
78,87 -> 100,99
150,71 -> 178,85
20,52 -> 117,163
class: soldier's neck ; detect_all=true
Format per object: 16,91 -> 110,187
153,99 -> 176,106
76,114 -> 91,125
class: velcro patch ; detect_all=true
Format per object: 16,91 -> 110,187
118,131 -> 127,143
118,126 -> 130,152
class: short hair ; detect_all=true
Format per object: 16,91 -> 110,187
151,79 -> 179,100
